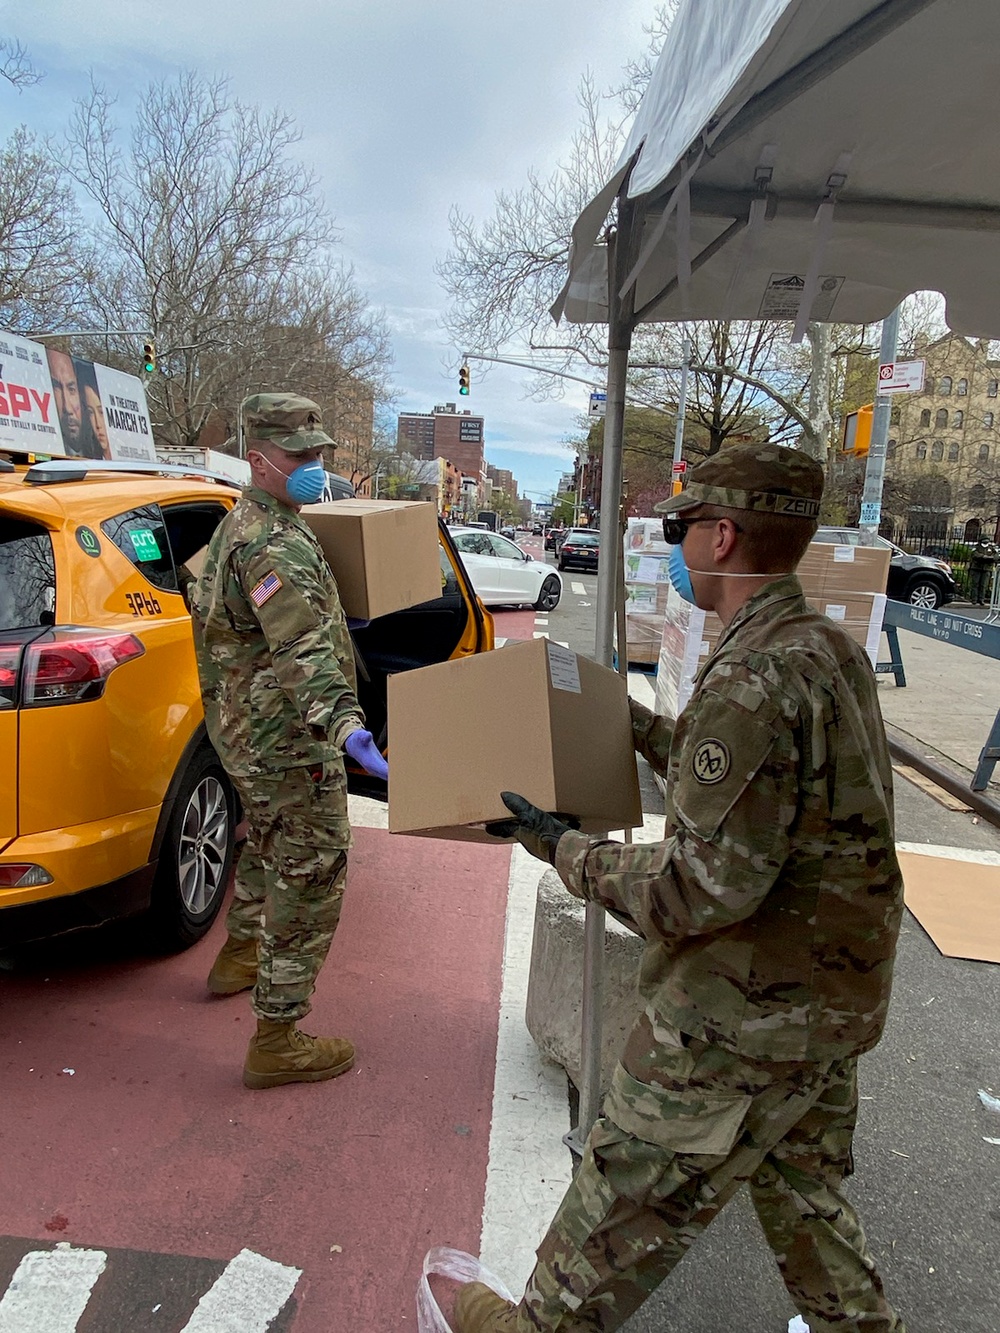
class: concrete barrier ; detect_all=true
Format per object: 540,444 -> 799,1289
524,869 -> 644,1094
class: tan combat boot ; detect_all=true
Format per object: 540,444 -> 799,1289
453,1282 -> 522,1332
207,934 -> 259,995
242,1019 -> 355,1090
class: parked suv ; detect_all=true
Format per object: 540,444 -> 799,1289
813,527 -> 958,610
0,458 -> 492,948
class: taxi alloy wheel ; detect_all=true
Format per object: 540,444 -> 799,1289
177,775 -> 231,915
151,746 -> 236,948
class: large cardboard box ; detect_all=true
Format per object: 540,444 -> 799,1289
387,637 -> 643,842
798,542 -> 891,598
302,499 -> 441,620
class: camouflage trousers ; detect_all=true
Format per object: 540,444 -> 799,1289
516,1008 -> 904,1333
227,762 -> 351,1024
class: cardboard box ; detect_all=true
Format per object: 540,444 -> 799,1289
654,587 -> 725,723
798,543 -> 891,599
302,499 -> 441,620
387,637 -> 642,842
625,611 -> 665,664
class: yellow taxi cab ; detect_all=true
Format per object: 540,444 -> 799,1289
0,457 -> 493,948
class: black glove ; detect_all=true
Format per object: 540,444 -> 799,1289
485,791 -> 578,865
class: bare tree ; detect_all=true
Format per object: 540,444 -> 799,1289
0,127 -> 92,332
1,39 -> 41,91
63,71 -> 391,450
438,10 -> 841,462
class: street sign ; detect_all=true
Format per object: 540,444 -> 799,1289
588,391 -> 606,417
671,460 -> 687,475
860,500 -> 882,526
876,359 -> 925,394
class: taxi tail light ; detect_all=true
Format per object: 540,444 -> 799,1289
0,644 -> 19,709
21,631 -> 146,706
0,863 -> 54,888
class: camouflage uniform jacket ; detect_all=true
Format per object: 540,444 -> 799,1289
191,486 -> 364,779
555,575 -> 904,1063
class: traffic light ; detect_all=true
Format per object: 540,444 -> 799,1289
458,363 -> 471,396
842,403 -> 873,456
142,341 -> 157,376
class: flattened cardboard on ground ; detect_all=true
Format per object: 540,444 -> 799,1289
301,499 -> 441,620
899,849 -> 1000,964
387,637 -> 642,842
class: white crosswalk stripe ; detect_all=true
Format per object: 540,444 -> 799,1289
0,1244 -> 107,1332
180,1248 -> 301,1332
571,581 -> 587,594
0,1243 -> 300,1332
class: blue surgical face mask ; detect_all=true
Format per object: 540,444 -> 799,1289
261,454 -> 326,505
667,536 -> 779,607
668,542 -> 697,604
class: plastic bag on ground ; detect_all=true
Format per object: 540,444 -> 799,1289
788,1318 -> 811,1332
416,1246 -> 516,1333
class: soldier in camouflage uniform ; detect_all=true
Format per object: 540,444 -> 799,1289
459,443 -> 906,1331
190,393 -> 388,1090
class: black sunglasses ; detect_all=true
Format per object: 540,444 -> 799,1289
662,516 -> 743,546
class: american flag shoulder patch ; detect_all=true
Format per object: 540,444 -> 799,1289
250,571 -> 283,607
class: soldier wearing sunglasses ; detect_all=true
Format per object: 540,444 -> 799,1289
463,442 -> 906,1333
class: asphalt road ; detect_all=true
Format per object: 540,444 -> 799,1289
516,540 -> 1000,1333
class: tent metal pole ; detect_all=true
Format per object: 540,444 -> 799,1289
672,334 -> 692,476
859,305 -> 900,542
568,202 -> 638,1154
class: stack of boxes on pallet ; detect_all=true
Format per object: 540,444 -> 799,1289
654,539 -> 892,726
622,518 -> 673,666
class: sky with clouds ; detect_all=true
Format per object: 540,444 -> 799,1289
1,0 -> 654,499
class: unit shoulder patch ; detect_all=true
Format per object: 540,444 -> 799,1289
692,738 -> 731,785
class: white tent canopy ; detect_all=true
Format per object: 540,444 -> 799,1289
554,0 -> 1000,339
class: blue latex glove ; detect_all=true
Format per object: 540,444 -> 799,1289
344,728 -> 388,781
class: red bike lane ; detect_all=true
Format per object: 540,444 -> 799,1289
0,824 -> 514,1331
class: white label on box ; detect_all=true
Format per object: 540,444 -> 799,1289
546,641 -> 582,693
833,546 -> 855,562
699,640 -> 710,656
637,555 -> 668,583
866,593 -> 887,667
824,603 -> 847,620
626,586 -> 657,612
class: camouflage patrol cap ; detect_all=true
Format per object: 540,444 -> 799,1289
655,441 -> 824,520
242,392 -> 333,454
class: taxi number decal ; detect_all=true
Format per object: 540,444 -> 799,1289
125,590 -> 162,617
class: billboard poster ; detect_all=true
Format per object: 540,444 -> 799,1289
0,329 -> 156,463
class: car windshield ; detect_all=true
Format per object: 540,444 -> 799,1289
565,533 -> 599,546
0,518 -> 56,631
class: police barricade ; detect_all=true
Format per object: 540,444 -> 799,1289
877,599 -> 1000,792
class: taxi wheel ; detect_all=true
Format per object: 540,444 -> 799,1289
151,748 -> 236,949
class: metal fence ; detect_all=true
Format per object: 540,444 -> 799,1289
889,521 -> 1000,602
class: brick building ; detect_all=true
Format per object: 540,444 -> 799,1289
864,334 -> 1000,540
397,403 -> 487,502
